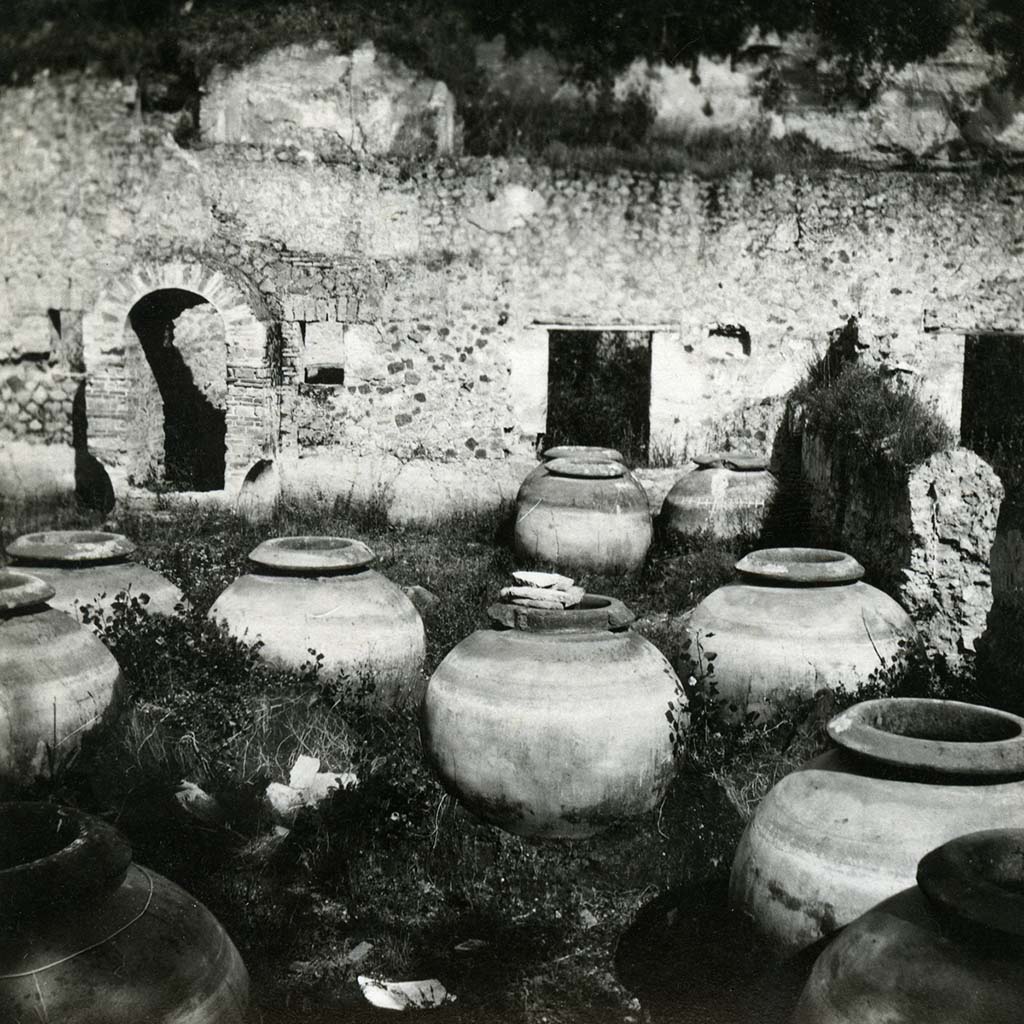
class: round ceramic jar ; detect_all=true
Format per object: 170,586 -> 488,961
513,457 -> 653,574
6,530 -> 183,618
795,828 -> 1024,1023
0,569 -> 122,785
730,697 -> 1024,958
0,802 -> 249,1023
682,548 -> 917,718
208,536 -> 426,704
422,594 -> 679,838
661,452 -> 777,540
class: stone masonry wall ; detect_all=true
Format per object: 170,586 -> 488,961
1,66 -> 1023,517
801,430 -> 1004,666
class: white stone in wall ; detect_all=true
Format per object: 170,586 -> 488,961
343,323 -> 385,383
171,303 -> 228,409
4,315 -> 52,359
201,41 -> 457,158
508,326 -> 547,435
304,322 -> 346,370
466,185 -> 546,234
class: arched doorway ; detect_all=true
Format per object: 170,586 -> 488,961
125,289 -> 228,491
83,261 -> 278,500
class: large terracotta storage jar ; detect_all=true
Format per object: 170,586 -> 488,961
6,530 -> 183,618
682,548 -> 916,718
209,536 -> 426,704
513,457 -> 653,574
0,570 -> 121,785
730,697 -> 1024,958
660,452 -> 776,540
795,829 -> 1024,1024
0,802 -> 249,1023
422,595 -> 679,838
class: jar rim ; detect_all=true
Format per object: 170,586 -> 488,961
488,593 -> 635,632
735,547 -> 864,584
7,530 -> 135,566
917,828 -> 1024,936
542,445 -> 624,463
0,569 -> 55,613
828,698 -> 1024,776
0,803 -> 131,911
693,451 -> 769,471
545,458 -> 627,480
248,536 -> 376,574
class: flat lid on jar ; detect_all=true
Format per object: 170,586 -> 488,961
0,570 -> 55,612
248,536 -> 376,573
488,593 -> 635,632
7,530 -> 135,565
545,458 -> 627,479
827,698 -> 1024,776
693,452 -> 769,471
917,828 -> 1024,937
736,547 -> 864,584
542,445 -> 624,463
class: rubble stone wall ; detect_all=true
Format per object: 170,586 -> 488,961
802,432 -> 1003,665
1,68 -> 1023,517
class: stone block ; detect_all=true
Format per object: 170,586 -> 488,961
344,323 -> 385,382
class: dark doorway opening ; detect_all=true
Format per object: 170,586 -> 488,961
962,333 -> 1024,496
128,289 -> 227,491
545,329 -> 652,465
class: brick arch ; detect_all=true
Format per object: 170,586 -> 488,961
82,260 -> 278,497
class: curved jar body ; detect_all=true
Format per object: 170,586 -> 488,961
0,571 -> 122,785
0,802 -> 249,1023
209,537 -> 426,704
7,530 -> 183,618
684,549 -> 916,717
729,698 -> 1024,959
514,458 -> 653,573
795,829 -> 1024,1024
422,596 -> 679,838
661,453 -> 776,540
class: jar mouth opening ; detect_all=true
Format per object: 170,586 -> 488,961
0,803 -> 132,908
693,451 -> 769,472
0,804 -> 80,868
545,457 -> 627,480
542,445 -> 624,463
828,698 -> 1024,776
7,530 -> 135,566
0,569 -> 55,613
249,536 -> 376,574
488,593 -> 635,632
736,547 -> 864,585
917,829 -> 1024,936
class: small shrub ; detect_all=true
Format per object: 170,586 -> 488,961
797,360 -> 954,487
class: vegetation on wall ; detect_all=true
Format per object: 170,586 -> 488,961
2,0 -> 1021,161
792,353 -> 955,489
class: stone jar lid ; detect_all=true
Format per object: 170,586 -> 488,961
248,536 -> 376,574
0,569 -> 55,613
736,547 -> 864,585
542,445 -> 624,463
693,452 -> 769,472
545,457 -> 627,480
7,530 -> 136,566
827,698 -> 1024,777
917,828 -> 1024,937
0,802 -> 132,922
488,593 -> 635,633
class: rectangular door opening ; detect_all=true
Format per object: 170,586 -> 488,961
545,329 -> 652,465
